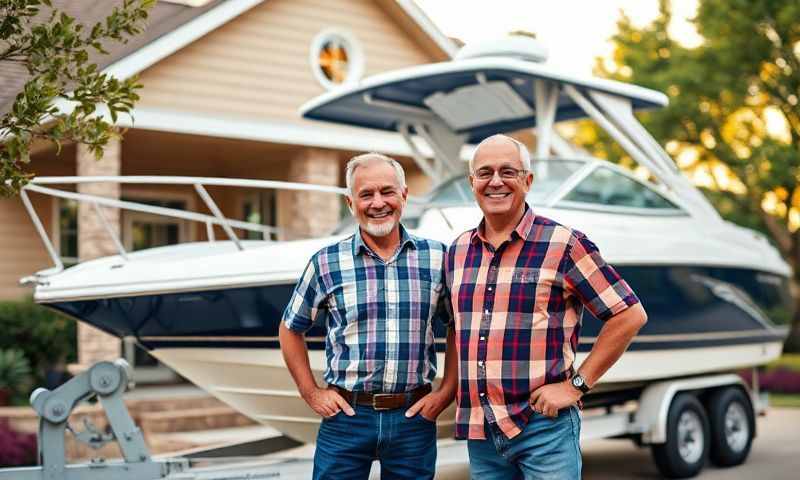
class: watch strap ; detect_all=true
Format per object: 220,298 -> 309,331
572,373 -> 591,394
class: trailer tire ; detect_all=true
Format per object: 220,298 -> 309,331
708,387 -> 754,467
651,394 -> 709,478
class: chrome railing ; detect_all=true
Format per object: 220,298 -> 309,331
18,176 -> 347,282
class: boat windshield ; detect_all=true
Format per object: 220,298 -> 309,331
428,158 -> 587,206
332,159 -> 585,234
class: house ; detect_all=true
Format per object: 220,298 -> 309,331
0,0 -> 457,381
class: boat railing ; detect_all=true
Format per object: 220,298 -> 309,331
17,176 -> 348,282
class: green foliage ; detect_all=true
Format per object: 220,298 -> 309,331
0,298 -> 76,388
770,393 -> 800,408
584,0 -> 800,350
0,349 -> 31,390
0,0 -> 155,196
767,353 -> 800,373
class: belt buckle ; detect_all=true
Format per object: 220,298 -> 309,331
372,393 -> 394,411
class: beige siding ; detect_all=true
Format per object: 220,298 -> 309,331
0,196 -> 54,300
137,0 -> 437,122
0,145 -> 74,300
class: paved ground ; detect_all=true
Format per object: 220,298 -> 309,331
581,407 -> 800,480
170,408 -> 800,479
397,407 -> 800,479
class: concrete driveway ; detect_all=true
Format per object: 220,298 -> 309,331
582,407 -> 800,479
180,407 -> 799,479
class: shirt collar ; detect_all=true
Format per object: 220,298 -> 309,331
352,223 -> 417,257
471,203 -> 535,246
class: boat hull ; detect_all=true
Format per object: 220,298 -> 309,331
44,261 -> 792,444
149,340 -> 784,443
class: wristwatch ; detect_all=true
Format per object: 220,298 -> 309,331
570,373 -> 591,394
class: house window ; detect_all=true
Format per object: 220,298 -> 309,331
58,199 -> 79,264
121,198 -> 190,252
310,29 -> 364,89
120,197 -> 188,383
242,190 -> 277,240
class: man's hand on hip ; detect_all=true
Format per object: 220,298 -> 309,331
529,381 -> 582,418
303,386 -> 355,418
405,390 -> 452,422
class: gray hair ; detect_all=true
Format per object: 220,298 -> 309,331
469,134 -> 532,172
345,152 -> 407,196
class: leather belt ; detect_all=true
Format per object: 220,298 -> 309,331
333,384 -> 432,411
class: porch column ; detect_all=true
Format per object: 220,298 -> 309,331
281,148 -> 341,240
73,139 -> 122,370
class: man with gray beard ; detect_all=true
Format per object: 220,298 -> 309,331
279,153 -> 457,479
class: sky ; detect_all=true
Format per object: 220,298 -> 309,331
415,0 -> 702,75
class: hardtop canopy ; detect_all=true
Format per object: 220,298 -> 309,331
300,56 -> 668,143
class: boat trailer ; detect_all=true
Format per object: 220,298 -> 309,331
0,359 -> 766,479
0,359 -> 404,479
0,360 -> 189,480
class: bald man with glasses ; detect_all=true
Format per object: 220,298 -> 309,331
445,135 -> 648,479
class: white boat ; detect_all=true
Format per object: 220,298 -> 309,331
20,37 -> 792,443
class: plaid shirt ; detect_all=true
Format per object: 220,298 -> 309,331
283,225 -> 449,393
446,205 -> 639,440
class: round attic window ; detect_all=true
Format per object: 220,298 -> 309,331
310,29 -> 364,89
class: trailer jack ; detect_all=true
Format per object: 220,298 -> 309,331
0,359 -> 189,480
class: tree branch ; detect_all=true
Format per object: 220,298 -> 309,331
758,205 -> 793,257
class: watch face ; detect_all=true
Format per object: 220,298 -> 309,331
572,376 -> 584,388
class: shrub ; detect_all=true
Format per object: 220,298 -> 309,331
761,368 -> 800,394
0,419 -> 36,467
0,349 -> 32,395
767,353 -> 800,372
0,298 -> 76,389
740,367 -> 800,394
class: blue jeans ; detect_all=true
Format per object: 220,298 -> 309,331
313,404 -> 437,479
467,406 -> 582,480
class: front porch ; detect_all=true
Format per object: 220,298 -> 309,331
6,128 -> 430,383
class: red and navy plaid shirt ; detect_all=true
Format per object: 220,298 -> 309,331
445,205 -> 639,440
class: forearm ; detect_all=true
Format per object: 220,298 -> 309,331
578,303 -> 647,387
278,322 -> 318,397
437,326 -> 458,399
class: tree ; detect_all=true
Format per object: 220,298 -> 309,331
577,0 -> 800,350
0,0 -> 155,196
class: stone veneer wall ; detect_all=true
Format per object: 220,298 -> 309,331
282,148 -> 342,239
74,139 -> 122,369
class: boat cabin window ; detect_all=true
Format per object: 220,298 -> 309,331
561,167 -> 681,211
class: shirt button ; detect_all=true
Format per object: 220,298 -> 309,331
488,286 -> 493,291
480,336 -> 486,341
484,309 -> 490,314
478,361 -> 484,367
479,392 -> 485,397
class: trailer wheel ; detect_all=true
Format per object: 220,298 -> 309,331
708,387 -> 754,467
651,394 -> 709,478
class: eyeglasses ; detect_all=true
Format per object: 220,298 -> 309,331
472,167 -> 528,181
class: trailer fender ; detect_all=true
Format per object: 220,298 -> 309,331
634,373 -> 749,444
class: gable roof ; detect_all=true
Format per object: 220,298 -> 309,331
0,0 -> 229,115
376,0 -> 457,60
0,0 -> 455,116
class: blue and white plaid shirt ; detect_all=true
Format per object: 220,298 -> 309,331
283,225 -> 449,393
